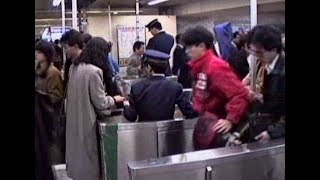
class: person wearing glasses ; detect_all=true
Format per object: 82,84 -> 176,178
245,25 -> 285,142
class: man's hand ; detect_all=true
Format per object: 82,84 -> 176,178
248,91 -> 263,103
255,131 -> 271,143
113,95 -> 125,103
212,119 -> 233,134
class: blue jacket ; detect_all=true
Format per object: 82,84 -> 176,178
213,22 -> 237,61
107,54 -> 119,75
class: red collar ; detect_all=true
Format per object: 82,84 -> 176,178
188,50 -> 214,75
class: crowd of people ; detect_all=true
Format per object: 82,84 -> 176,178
35,19 -> 285,180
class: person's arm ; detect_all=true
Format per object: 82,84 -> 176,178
111,57 -> 120,73
211,65 -> 250,124
123,92 -> 138,122
175,85 -> 198,119
89,70 -> 116,116
46,71 -> 64,104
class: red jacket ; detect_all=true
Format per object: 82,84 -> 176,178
189,50 -> 249,124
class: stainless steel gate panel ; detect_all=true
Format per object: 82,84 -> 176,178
157,119 -> 197,157
128,139 -> 285,180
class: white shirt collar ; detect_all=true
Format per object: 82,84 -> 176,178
177,44 -> 183,48
231,41 -> 237,48
152,73 -> 165,77
266,54 -> 279,74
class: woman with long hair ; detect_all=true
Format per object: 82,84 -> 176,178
35,40 -> 65,164
66,37 -> 124,180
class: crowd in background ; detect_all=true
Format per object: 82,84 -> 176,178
35,20 -> 285,180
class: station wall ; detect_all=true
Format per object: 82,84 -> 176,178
87,15 -> 177,63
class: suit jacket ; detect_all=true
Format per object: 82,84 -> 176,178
254,55 -> 285,139
146,31 -> 174,76
124,76 -> 198,122
172,45 -> 193,88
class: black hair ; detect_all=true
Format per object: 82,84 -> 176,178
35,40 -> 56,63
182,26 -> 214,49
60,29 -> 84,49
54,39 -> 60,45
247,25 -> 282,53
175,34 -> 182,44
150,22 -> 162,30
74,37 -> 113,95
83,33 -> 93,45
147,61 -> 167,74
35,38 -> 41,44
233,31 -> 239,39
133,41 -> 145,52
107,41 -> 113,51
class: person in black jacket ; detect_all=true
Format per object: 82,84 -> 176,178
228,34 -> 250,80
172,34 -> 193,88
124,50 -> 198,122
35,91 -> 55,180
145,19 -> 174,76
247,25 -> 285,142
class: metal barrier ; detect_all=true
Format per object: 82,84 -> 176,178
128,138 -> 285,180
98,118 -> 198,180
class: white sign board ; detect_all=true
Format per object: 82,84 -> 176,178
117,26 -> 146,60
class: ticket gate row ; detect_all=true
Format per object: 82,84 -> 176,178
128,139 -> 285,180
97,116 -> 285,180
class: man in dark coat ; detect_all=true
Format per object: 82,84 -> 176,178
246,25 -> 285,142
123,50 -> 198,122
145,19 -> 174,76
172,34 -> 193,88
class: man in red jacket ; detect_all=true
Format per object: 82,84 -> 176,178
182,26 -> 250,149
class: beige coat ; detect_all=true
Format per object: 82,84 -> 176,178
66,63 -> 115,180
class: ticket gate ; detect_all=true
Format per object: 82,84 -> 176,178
128,139 -> 285,180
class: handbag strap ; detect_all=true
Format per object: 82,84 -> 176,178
58,86 -> 68,121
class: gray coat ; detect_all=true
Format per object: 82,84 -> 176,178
66,63 -> 115,180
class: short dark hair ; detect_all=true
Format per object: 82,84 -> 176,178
82,33 -> 93,45
150,22 -> 162,30
35,40 -> 55,63
233,31 -> 239,39
133,41 -> 145,52
247,25 -> 282,53
148,61 -> 167,74
175,34 -> 182,44
182,26 -> 214,49
60,29 -> 84,49
54,39 -> 60,45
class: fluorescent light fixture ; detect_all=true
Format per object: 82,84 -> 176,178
148,0 -> 169,6
113,11 -> 119,15
52,0 -> 62,7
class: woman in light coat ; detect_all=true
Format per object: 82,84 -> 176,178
66,37 -> 125,180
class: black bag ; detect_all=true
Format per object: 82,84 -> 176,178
248,113 -> 279,140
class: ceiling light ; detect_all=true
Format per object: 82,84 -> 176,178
148,0 -> 169,6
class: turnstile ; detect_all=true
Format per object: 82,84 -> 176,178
98,118 -> 198,180
128,139 -> 285,180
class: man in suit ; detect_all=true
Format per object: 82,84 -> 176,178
123,50 -> 198,122
246,25 -> 285,142
172,34 -> 193,88
145,19 -> 174,76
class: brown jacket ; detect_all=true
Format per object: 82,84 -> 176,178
35,63 -> 64,103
